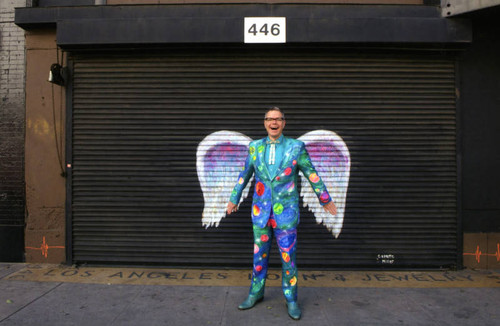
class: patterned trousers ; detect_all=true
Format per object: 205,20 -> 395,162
249,214 -> 298,303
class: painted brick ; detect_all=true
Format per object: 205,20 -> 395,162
463,232 -> 500,269
25,230 -> 66,263
0,0 -> 26,262
463,233 -> 488,269
487,233 -> 500,269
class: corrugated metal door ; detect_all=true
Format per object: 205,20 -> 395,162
70,46 -> 458,269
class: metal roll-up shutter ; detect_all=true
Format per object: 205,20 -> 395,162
70,46 -> 457,269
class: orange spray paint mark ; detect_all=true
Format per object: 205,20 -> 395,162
463,243 -> 500,263
26,236 -> 65,258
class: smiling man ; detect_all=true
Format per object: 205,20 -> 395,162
226,107 -> 337,320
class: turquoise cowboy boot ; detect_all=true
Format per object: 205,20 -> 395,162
238,294 -> 264,310
287,301 -> 301,320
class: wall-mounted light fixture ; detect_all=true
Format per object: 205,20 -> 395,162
48,63 -> 67,86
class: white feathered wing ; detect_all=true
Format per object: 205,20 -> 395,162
196,130 -> 253,228
298,130 -> 350,238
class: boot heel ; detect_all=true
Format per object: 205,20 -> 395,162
238,295 -> 264,310
287,301 -> 301,320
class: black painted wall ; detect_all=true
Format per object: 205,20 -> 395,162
0,98 -> 25,262
460,7 -> 500,232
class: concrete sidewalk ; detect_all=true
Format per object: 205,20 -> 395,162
1,264 -> 499,326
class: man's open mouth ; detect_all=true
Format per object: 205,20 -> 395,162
271,127 -> 279,130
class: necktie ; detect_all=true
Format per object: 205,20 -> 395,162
266,139 -> 280,165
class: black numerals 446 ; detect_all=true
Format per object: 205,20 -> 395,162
248,23 -> 281,36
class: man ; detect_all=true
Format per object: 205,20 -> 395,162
226,107 -> 337,320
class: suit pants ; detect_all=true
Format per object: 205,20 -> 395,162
249,214 -> 298,303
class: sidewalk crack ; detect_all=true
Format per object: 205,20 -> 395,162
218,287 -> 230,326
0,282 -> 64,324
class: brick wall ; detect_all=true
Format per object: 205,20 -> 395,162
0,0 -> 26,261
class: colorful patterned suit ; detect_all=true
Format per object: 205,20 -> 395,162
230,136 -> 332,303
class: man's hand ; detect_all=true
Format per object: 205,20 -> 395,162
323,201 -> 337,216
226,202 -> 238,215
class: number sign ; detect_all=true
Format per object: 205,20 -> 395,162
244,17 -> 286,43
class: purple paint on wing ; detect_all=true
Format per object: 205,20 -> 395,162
204,143 -> 248,172
307,142 -> 348,167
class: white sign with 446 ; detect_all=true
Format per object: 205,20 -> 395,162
244,17 -> 286,43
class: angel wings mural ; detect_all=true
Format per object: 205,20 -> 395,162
196,130 -> 350,238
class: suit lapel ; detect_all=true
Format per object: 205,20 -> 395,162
256,139 -> 272,181
274,137 -> 293,179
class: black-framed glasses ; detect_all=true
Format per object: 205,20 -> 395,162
264,117 -> 285,122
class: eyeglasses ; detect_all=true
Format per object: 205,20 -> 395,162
264,117 -> 285,122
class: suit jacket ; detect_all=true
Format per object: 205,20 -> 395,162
230,136 -> 332,230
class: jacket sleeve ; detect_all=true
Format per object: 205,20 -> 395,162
297,142 -> 332,206
229,145 -> 255,205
